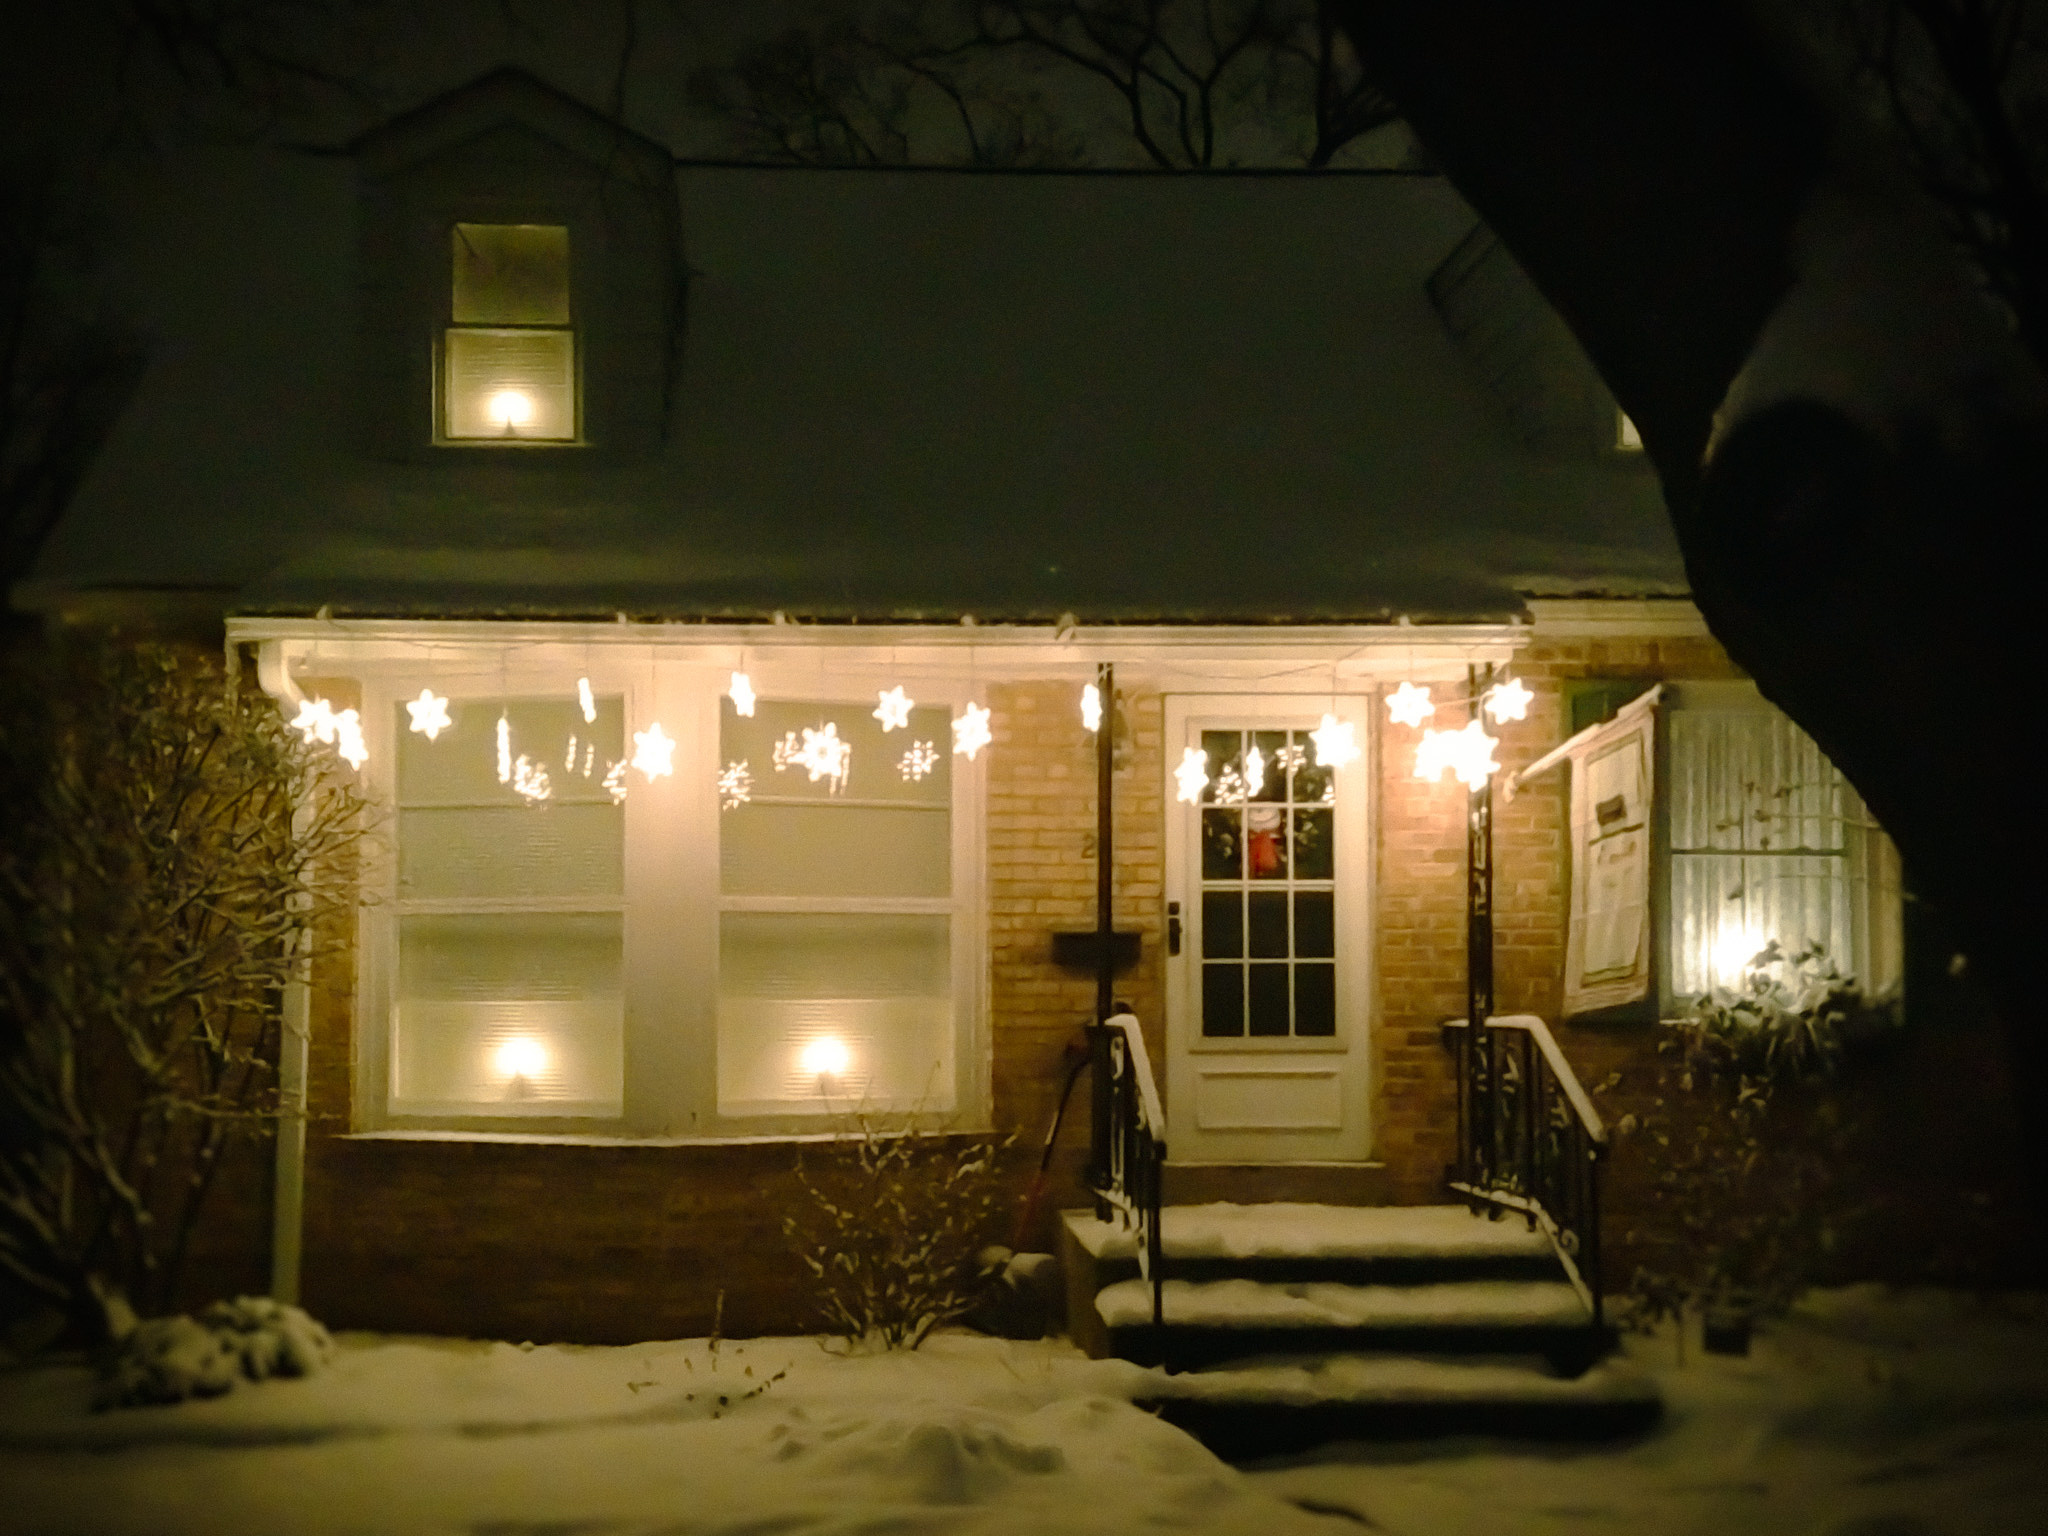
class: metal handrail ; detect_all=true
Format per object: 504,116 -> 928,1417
1442,1013 -> 1607,1326
1088,1008 -> 1167,1327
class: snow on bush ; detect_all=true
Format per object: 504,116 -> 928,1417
94,1298 -> 333,1410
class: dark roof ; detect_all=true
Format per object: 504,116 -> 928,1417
34,91 -> 1682,626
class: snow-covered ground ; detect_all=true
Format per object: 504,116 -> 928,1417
2,1286 -> 2045,1536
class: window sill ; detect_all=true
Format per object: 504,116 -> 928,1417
341,1126 -> 993,1149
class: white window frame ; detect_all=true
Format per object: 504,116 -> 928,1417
332,642 -> 985,1140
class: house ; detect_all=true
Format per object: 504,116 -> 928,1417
25,69 -> 2005,1355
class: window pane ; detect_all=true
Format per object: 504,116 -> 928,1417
1245,804 -> 1288,879
1291,808 -> 1333,879
393,913 -> 622,1112
723,697 -> 950,805
398,695 -> 624,807
1294,891 -> 1335,958
1202,963 -> 1244,1037
400,805 -> 621,901
721,803 -> 950,899
1247,890 -> 1289,958
1295,963 -> 1336,1036
444,328 -> 575,440
1247,964 -> 1290,1036
718,913 -> 952,1113
1201,809 -> 1241,880
1200,891 -> 1242,959
452,223 -> 570,325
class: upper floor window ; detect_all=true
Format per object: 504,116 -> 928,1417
442,223 -> 577,443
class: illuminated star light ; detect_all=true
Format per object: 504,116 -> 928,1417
1416,720 -> 1501,790
1080,683 -> 1102,733
873,686 -> 914,732
577,677 -> 597,724
1482,676 -> 1534,723
899,739 -> 939,781
952,703 -> 992,760
288,698 -> 367,768
1385,681 -> 1435,728
405,689 -> 451,742
332,709 -> 368,770
728,671 -> 756,718
718,759 -> 754,811
1310,713 -> 1361,769
1173,746 -> 1210,805
1242,742 -> 1267,799
632,721 -> 677,781
512,754 -> 552,802
795,723 -> 853,791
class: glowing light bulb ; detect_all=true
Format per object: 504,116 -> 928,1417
801,1036 -> 851,1079
487,389 -> 534,432
495,1037 -> 547,1079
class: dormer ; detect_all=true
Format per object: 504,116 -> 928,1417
353,69 -> 683,462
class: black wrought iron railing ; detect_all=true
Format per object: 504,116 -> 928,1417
1442,1013 -> 1608,1326
1087,1008 -> 1167,1327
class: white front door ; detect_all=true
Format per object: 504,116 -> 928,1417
1164,696 -> 1373,1163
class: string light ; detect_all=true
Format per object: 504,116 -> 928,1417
952,703 -> 992,760
1242,742 -> 1267,799
1310,713 -> 1361,769
603,759 -> 628,803
718,759 -> 753,810
1080,683 -> 1102,733
1173,746 -> 1210,804
632,722 -> 676,781
496,715 -> 511,784
728,671 -> 756,717
577,677 -> 597,724
899,739 -> 939,781
1385,682 -> 1435,728
512,755 -> 551,802
873,686 -> 914,732
287,698 -> 368,770
1482,676 -> 1533,723
405,689 -> 451,741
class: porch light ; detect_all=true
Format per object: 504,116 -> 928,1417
800,1035 -> 851,1081
1386,682 -> 1435,728
494,1037 -> 548,1080
1310,713 -> 1361,769
952,703 -> 992,760
406,689 -> 451,741
1712,927 -> 1767,987
1080,683 -> 1102,733
728,671 -> 757,717
487,389 -> 535,434
1483,676 -> 1533,723
874,686 -> 914,732
632,721 -> 677,781
1173,746 -> 1210,804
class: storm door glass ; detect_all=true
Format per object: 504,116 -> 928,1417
391,693 -> 626,1115
1197,729 -> 1337,1038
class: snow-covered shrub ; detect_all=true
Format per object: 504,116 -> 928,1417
92,1297 -> 332,1409
785,1121 -> 1016,1350
1611,941 -> 1896,1348
0,638 -> 368,1347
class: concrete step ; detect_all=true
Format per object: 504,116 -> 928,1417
1136,1351 -> 1662,1458
1070,1202 -> 1556,1265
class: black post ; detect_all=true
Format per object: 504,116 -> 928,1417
1466,664 -> 1496,1176
1096,662 -> 1115,1025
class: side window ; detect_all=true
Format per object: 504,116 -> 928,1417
442,223 -> 576,443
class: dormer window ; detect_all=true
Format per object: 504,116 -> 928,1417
442,223 -> 577,443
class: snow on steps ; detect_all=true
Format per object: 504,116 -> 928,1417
1095,1276 -> 1591,1331
1067,1201 -> 1555,1265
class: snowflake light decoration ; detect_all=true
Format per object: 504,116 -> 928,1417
512,755 -> 552,802
772,732 -> 799,772
577,676 -> 597,724
718,759 -> 754,811
288,698 -> 366,768
1385,681 -> 1435,728
1415,720 -> 1501,790
1212,765 -> 1248,803
1310,713 -> 1361,769
794,723 -> 853,792
899,739 -> 939,781
405,689 -> 451,742
873,686 -> 914,732
602,759 -> 628,804
952,703 -> 992,760
333,709 -> 367,770
1080,683 -> 1102,733
728,671 -> 757,718
565,734 -> 579,771
1242,743 -> 1267,799
1482,676 -> 1533,724
288,697 -> 333,744
1173,746 -> 1211,805
1274,744 -> 1307,774
496,714 -> 512,784
632,721 -> 677,781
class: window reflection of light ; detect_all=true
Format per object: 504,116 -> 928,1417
800,1036 -> 850,1080
487,389 -> 534,431
494,1037 -> 548,1079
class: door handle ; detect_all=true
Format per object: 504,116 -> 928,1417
1167,901 -> 1182,956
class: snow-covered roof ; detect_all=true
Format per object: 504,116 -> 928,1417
31,75 -> 1683,626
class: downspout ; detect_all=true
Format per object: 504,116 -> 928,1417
254,641 -> 310,1304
